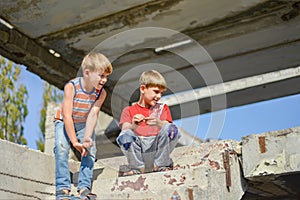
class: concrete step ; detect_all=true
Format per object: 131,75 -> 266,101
91,156 -> 246,200
96,140 -> 242,178
88,140 -> 246,200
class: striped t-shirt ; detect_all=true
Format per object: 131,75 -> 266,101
54,77 -> 103,123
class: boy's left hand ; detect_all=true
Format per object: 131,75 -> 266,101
83,137 -> 94,148
145,117 -> 164,128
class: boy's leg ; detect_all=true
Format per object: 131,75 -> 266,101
53,121 -> 71,196
76,128 -> 96,192
153,123 -> 181,170
140,136 -> 156,172
117,130 -> 145,173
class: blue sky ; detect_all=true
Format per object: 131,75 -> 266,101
19,66 -> 45,149
174,94 -> 300,141
19,66 -> 300,149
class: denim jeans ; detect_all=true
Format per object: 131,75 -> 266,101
116,123 -> 181,172
53,120 -> 96,193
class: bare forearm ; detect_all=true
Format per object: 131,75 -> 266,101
122,122 -> 136,131
63,117 -> 78,145
84,111 -> 98,139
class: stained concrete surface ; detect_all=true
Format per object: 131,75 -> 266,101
1,126 -> 300,199
1,0 -> 300,120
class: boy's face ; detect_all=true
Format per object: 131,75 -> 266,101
141,85 -> 165,107
88,69 -> 109,89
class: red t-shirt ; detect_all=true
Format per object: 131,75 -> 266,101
119,103 -> 173,136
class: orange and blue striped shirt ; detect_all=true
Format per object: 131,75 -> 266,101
54,77 -> 103,123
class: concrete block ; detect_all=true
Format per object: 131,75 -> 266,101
0,139 -> 81,199
242,126 -> 300,178
44,102 -> 60,155
92,140 -> 247,200
0,139 -> 56,199
0,135 -> 247,199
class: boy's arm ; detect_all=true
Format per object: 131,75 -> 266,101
62,83 -> 78,144
83,89 -> 107,147
62,83 -> 87,156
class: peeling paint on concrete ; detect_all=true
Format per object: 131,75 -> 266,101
208,159 -> 220,170
3,126 -> 300,199
111,176 -> 149,192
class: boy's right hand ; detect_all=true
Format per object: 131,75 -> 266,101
132,114 -> 145,126
73,142 -> 88,157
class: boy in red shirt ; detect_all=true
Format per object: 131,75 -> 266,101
117,70 -> 181,175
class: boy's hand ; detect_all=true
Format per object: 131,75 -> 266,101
145,117 -> 165,128
73,142 -> 88,157
132,114 -> 145,125
83,137 -> 93,148
144,117 -> 156,126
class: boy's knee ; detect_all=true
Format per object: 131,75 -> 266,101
161,123 -> 179,140
117,130 -> 136,145
168,124 -> 179,140
117,136 -> 135,150
122,142 -> 131,150
117,130 -> 137,151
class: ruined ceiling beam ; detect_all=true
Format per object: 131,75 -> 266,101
0,27 -> 76,89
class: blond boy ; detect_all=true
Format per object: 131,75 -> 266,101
54,52 -> 112,199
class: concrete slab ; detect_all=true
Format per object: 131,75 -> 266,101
0,138 -> 246,200
3,126 -> 300,199
242,126 -> 300,178
93,140 -> 247,200
0,139 -> 56,199
241,126 -> 300,199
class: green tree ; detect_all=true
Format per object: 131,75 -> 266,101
36,82 -> 63,151
0,56 -> 28,145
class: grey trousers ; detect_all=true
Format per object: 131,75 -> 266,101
116,123 -> 181,172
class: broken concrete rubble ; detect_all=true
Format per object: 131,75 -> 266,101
241,127 -> 300,200
1,126 -> 300,199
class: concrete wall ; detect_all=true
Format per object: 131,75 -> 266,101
0,139 -> 56,199
2,125 -> 300,199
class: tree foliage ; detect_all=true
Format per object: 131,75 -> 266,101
0,56 -> 28,145
36,82 -> 63,152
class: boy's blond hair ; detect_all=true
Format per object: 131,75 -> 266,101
81,52 -> 113,74
139,70 -> 167,90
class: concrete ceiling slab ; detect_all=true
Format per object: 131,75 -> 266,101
0,0 -> 300,120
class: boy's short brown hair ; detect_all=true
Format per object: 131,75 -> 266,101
81,52 -> 113,74
139,70 -> 167,90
